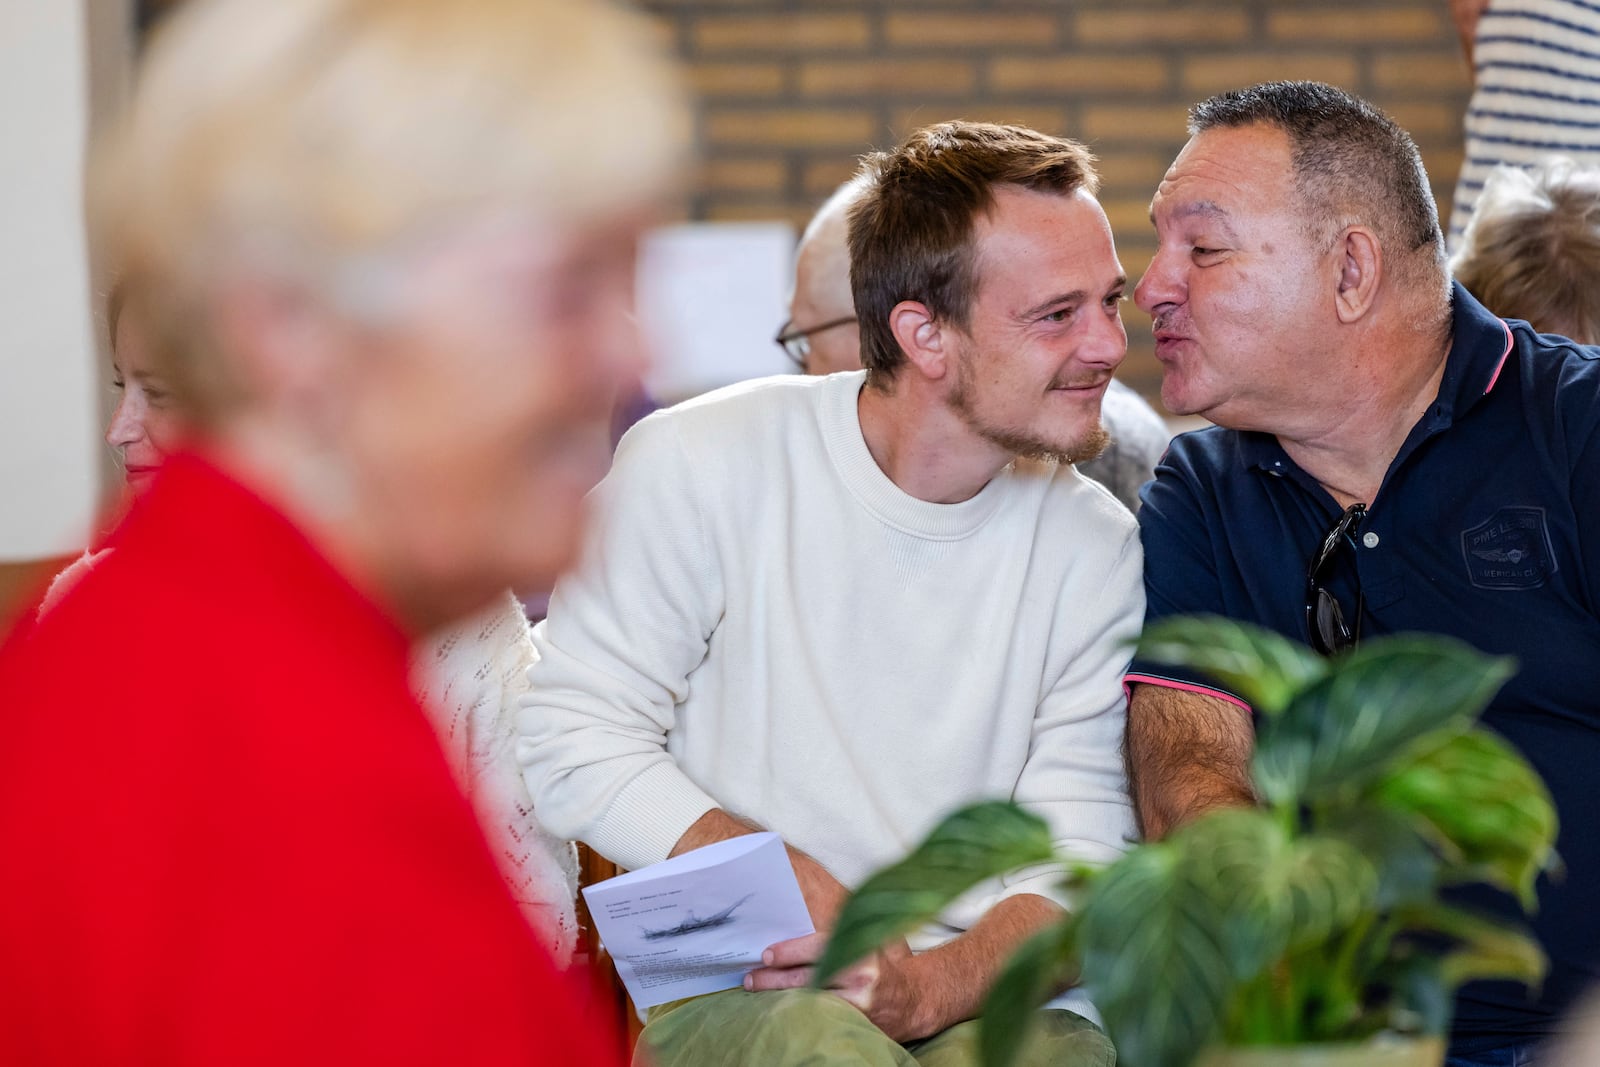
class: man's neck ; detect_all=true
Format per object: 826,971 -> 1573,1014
856,379 -> 1015,504
1277,326 -> 1452,508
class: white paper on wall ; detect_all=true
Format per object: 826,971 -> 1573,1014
636,221 -> 796,402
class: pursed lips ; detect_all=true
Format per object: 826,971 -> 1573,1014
1151,313 -> 1192,351
1151,329 -> 1193,361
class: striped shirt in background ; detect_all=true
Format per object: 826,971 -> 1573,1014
1450,0 -> 1600,250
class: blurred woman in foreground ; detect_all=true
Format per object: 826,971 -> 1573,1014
0,0 -> 683,1062
50,285 -> 583,962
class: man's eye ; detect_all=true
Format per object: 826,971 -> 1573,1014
1043,308 -> 1072,323
1104,292 -> 1126,310
1193,246 -> 1224,259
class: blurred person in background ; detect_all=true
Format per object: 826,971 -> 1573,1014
1450,157 -> 1600,344
1446,0 -> 1600,250
105,283 -> 184,493
35,285 -> 186,614
48,284 -> 583,961
782,174 -> 1171,512
0,0 -> 685,1062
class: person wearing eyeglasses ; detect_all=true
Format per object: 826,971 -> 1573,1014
1123,81 -> 1600,1067
777,173 -> 869,377
781,174 -> 1172,513
521,121 -> 1141,1067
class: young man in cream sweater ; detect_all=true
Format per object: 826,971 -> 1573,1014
519,121 -> 1142,1067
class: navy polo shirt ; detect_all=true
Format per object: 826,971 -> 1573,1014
1130,284 -> 1600,1053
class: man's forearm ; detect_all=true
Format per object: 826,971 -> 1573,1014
669,807 -> 760,856
1125,683 -> 1256,840
900,893 -> 1065,1039
671,808 -> 850,929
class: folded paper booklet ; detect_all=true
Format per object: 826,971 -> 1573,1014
582,832 -> 815,1008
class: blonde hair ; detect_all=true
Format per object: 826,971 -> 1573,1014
1451,158 -> 1600,343
89,0 -> 687,421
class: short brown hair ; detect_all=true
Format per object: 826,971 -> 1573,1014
1451,158 -> 1600,343
848,121 -> 1098,386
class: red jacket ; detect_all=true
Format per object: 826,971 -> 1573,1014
0,454 -> 621,1066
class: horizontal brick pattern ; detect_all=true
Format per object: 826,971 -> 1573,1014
1072,9 -> 1252,46
798,58 -> 978,97
692,13 -> 869,52
884,12 -> 1061,48
643,0 -> 1473,403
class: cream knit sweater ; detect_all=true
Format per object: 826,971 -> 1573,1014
519,371 -> 1141,938
413,593 -> 578,962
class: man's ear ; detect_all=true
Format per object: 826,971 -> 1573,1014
888,300 -> 950,380
1334,226 -> 1382,324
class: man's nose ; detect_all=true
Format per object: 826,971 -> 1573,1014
1134,247 -> 1184,316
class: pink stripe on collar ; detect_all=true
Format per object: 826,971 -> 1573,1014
1484,319 -> 1514,395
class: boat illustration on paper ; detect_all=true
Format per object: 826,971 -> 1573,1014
639,893 -> 756,941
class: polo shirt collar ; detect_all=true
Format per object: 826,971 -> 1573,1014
1238,281 -> 1513,475
1434,281 -> 1515,426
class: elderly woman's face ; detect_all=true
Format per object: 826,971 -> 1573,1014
106,311 -> 185,492
339,208 -> 649,617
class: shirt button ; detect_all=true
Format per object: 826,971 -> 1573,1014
1362,532 -> 1380,548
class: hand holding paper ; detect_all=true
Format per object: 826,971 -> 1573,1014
581,832 -> 815,1009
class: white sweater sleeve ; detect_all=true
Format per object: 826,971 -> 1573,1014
1002,513 -> 1143,907
516,415 -> 725,870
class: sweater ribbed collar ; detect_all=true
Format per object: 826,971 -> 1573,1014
820,371 -> 1012,540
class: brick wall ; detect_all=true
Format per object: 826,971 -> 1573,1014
642,0 -> 1473,400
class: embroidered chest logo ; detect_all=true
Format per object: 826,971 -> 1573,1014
1460,506 -> 1557,590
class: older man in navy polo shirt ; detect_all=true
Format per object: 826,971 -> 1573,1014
1124,81 -> 1600,1067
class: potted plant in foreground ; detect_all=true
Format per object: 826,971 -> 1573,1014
814,616 -> 1559,1067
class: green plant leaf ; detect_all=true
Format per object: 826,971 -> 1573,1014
1321,807 -> 1440,911
1173,810 -> 1377,987
1075,842 -> 1234,1067
1135,615 -> 1328,715
1253,635 -> 1515,807
812,802 -> 1055,988
977,919 -> 1077,1067
1399,903 -> 1547,993
1371,729 -> 1558,909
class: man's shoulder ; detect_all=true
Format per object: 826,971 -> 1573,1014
659,372 -> 839,422
618,372 -> 839,455
1500,324 -> 1600,465
1026,457 -> 1141,543
1515,324 -> 1600,397
1158,424 -> 1251,478
1134,424 -> 1275,530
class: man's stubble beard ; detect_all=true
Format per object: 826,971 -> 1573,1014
948,347 -> 1112,466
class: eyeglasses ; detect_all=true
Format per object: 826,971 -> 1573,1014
1305,502 -> 1367,655
774,315 -> 858,370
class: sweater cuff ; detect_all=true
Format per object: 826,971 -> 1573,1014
998,836 -> 1126,913
582,760 -> 720,872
